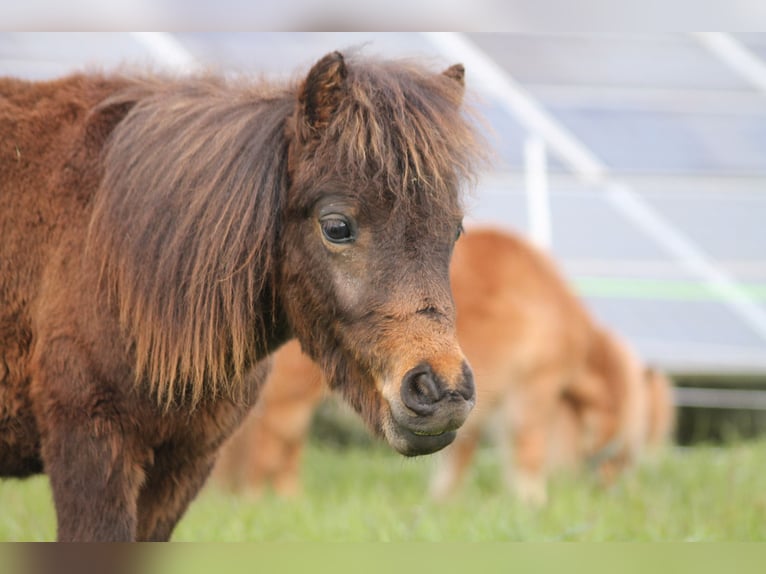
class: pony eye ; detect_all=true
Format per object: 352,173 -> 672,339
320,216 -> 354,244
455,223 -> 464,241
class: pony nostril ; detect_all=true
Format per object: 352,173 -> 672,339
412,372 -> 441,403
456,362 -> 475,402
400,362 -> 475,419
401,365 -> 444,416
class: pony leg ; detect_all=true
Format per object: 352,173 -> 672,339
138,361 -> 268,538
510,430 -> 548,506
504,373 -> 561,507
212,423 -> 249,492
241,353 -> 325,499
239,414 -> 281,498
33,345 -> 147,541
39,407 -> 146,541
270,438 -> 305,498
429,426 -> 481,501
242,410 -> 316,499
136,444 -> 217,541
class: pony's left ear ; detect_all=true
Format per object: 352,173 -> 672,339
298,51 -> 348,139
85,96 -> 138,147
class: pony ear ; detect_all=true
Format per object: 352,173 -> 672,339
443,63 -> 465,86
442,63 -> 465,105
298,51 -> 348,137
85,97 -> 137,146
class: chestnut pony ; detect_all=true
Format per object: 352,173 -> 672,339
0,52 -> 485,540
216,228 -> 674,503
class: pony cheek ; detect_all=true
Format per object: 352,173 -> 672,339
328,269 -> 365,314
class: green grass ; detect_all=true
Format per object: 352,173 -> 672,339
2,440 -> 766,541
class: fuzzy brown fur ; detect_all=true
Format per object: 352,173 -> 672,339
214,228 -> 674,503
0,52 -> 486,540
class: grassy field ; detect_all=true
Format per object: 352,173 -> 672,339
1,439 -> 765,541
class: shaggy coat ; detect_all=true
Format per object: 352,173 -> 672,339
0,52 -> 485,540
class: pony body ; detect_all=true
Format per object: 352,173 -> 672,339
0,52 -> 485,540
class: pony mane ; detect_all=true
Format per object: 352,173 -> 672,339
88,75 -> 294,407
292,55 -> 488,217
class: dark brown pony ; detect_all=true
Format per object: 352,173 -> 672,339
0,51 -> 485,541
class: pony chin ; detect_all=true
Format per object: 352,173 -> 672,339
381,413 -> 457,457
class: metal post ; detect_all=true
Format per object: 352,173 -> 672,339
524,135 -> 552,249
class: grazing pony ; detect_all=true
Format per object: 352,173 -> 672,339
215,228 -> 674,503
0,51 -> 485,541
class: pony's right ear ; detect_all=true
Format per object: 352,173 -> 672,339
442,63 -> 466,104
298,51 -> 348,139
443,63 -> 465,86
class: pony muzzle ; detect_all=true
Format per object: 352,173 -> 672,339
383,361 -> 475,456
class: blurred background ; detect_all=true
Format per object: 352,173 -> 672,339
3,31 -> 765,442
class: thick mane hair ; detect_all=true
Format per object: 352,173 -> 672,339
88,77 -> 293,407
86,54 -> 486,409
292,57 -> 485,218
